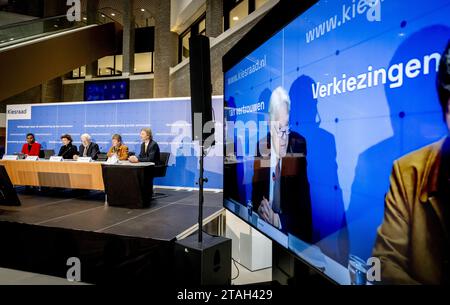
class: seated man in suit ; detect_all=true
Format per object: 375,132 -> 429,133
21,133 -> 41,157
58,134 -> 78,159
252,86 -> 313,243
372,42 -> 450,284
129,128 -> 160,164
74,133 -> 100,160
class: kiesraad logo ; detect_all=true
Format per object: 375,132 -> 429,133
306,0 -> 383,44
7,105 -> 31,120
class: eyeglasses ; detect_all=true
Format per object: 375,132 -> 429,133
276,126 -> 291,138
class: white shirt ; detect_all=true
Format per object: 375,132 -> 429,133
144,140 -> 150,152
82,143 -> 91,157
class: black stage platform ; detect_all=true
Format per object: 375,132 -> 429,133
0,188 -> 223,284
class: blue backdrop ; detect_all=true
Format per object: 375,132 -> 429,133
6,97 -> 224,189
224,0 -> 450,263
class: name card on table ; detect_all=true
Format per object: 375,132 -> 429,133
25,156 -> 39,161
49,156 -> 63,162
105,155 -> 119,164
2,155 -> 19,160
77,157 -> 92,163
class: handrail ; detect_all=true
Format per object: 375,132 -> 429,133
0,11 -> 117,48
0,14 -> 69,30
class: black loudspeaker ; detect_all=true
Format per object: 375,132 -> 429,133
174,233 -> 231,285
189,35 -> 214,147
0,165 -> 21,206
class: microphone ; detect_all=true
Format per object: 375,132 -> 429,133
61,145 -> 74,158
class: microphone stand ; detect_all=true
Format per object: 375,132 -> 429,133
197,139 -> 208,244
61,146 -> 72,158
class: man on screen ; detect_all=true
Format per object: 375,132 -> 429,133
128,128 -> 160,164
252,87 -> 313,242
373,42 -> 450,284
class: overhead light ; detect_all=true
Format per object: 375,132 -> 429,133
140,8 -> 145,12
101,14 -> 105,18
232,16 -> 239,21
83,17 -> 87,20
9,38 -> 14,41
111,13 -> 116,16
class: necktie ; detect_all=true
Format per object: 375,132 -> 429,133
272,160 -> 281,213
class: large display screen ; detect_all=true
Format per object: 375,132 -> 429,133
224,0 -> 450,284
84,79 -> 130,101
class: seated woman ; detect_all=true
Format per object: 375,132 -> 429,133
58,134 -> 78,159
21,133 -> 41,157
107,134 -> 129,161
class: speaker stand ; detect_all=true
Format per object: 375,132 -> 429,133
197,144 -> 208,243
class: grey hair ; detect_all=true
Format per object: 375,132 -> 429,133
80,133 -> 91,141
269,86 -> 291,122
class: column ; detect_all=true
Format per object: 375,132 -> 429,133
85,0 -> 99,78
153,0 -> 177,97
206,0 -> 223,38
122,0 -> 135,77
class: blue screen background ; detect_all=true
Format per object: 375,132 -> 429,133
6,98 -> 224,189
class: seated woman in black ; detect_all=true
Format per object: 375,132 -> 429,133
58,134 -> 78,159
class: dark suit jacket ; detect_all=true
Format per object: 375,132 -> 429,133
373,137 -> 450,284
78,143 -> 100,160
58,143 -> 78,159
138,140 -> 160,164
252,131 -> 313,243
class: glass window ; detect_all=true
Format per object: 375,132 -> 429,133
134,52 -> 153,74
181,30 -> 191,61
178,15 -> 206,63
80,66 -> 86,77
229,0 -> 249,29
115,55 -> 123,74
255,0 -> 268,10
199,18 -> 206,36
98,55 -> 123,76
71,66 -> 86,78
98,56 -> 115,76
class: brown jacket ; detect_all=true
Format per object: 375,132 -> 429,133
107,144 -> 129,161
373,138 -> 449,284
